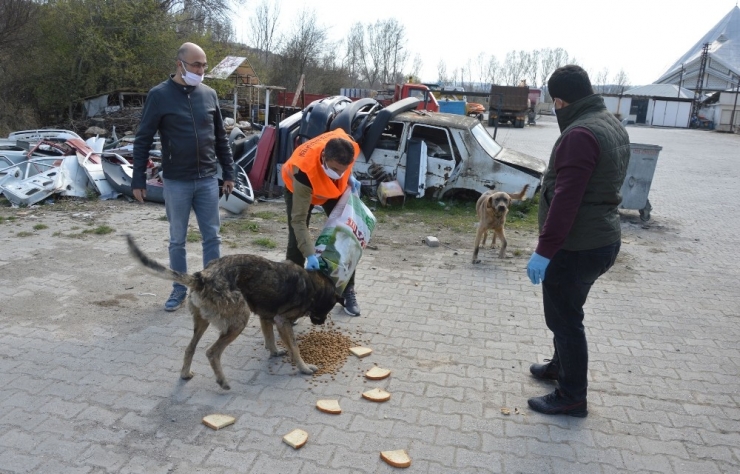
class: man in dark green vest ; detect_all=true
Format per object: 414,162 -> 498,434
526,65 -> 630,417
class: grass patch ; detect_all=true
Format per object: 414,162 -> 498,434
52,231 -> 62,237
17,231 -> 33,237
366,192 -> 539,235
159,215 -> 168,221
251,211 -> 280,220
368,196 -> 478,234
82,225 -> 115,235
253,237 -> 276,248
33,224 -> 48,230
0,216 -> 17,223
502,194 -> 539,230
222,220 -> 259,233
186,230 -> 201,242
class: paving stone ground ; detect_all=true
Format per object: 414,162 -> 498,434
0,116 -> 738,473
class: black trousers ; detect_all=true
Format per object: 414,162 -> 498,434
542,241 -> 621,401
284,190 -> 355,288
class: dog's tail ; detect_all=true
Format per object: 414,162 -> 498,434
126,234 -> 198,289
509,184 -> 530,201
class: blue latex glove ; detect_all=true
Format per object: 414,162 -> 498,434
527,252 -> 551,285
349,175 -> 361,195
305,254 -> 320,271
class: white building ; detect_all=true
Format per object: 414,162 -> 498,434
621,84 -> 695,128
700,89 -> 740,132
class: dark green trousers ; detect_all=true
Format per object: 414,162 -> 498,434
284,190 -> 355,288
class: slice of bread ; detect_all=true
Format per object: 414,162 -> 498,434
362,388 -> 391,402
282,428 -> 308,449
349,346 -> 373,358
365,367 -> 391,380
316,399 -> 342,414
380,449 -> 411,468
202,414 -> 235,430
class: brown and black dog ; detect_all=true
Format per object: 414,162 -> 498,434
126,234 -> 338,390
472,184 -> 529,263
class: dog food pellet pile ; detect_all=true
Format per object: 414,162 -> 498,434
297,329 -> 354,376
291,320 -> 368,377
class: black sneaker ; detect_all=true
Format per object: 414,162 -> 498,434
341,285 -> 361,317
530,358 -> 559,380
164,287 -> 187,312
528,389 -> 588,417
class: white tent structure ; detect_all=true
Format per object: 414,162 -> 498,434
656,6 -> 740,93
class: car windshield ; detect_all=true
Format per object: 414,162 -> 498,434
471,124 -> 502,158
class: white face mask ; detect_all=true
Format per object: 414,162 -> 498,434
180,64 -> 204,87
322,161 -> 344,180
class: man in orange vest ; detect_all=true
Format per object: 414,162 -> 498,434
281,129 -> 363,316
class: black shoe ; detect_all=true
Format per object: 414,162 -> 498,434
341,285 -> 361,317
528,389 -> 588,417
530,359 -> 559,380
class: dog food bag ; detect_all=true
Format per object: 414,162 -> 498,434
315,189 -> 376,295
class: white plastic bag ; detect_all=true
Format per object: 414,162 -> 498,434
315,189 -> 376,295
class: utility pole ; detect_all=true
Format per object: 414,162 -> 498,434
731,73 -> 739,133
690,43 -> 710,124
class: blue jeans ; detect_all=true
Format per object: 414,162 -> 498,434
541,241 -> 620,401
163,176 -> 221,292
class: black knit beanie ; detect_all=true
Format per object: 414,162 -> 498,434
548,65 -> 594,103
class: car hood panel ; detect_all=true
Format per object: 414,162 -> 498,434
494,148 -> 547,175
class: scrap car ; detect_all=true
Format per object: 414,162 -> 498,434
273,96 -> 546,201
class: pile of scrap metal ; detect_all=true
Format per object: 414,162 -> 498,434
0,129 -> 254,213
268,95 -> 546,205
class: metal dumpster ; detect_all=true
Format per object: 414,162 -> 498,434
619,143 -> 662,221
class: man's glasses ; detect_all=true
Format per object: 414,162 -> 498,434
181,59 -> 208,71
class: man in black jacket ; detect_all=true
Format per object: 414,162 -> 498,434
133,42 -> 234,312
526,65 -> 630,417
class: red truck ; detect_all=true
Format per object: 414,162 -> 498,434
374,83 -> 439,112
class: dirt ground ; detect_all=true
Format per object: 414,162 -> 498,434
0,192 -> 542,338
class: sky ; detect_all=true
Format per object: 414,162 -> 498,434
233,0 -> 738,87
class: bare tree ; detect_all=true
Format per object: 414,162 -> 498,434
475,52 -> 487,90
248,0 -> 281,63
538,47 -> 570,88
528,49 -> 541,88
365,18 -> 408,87
595,67 -> 609,94
409,53 -> 423,83
502,51 -> 528,86
450,67 -> 459,87
0,0 -> 37,52
437,59 -> 448,85
612,68 -> 630,94
462,60 -> 473,90
273,8 -> 328,91
157,0 -> 242,37
343,22 -> 365,87
487,55 -> 501,85
156,0 -> 240,23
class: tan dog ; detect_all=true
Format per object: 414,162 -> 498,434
126,235 -> 338,390
472,184 -> 529,263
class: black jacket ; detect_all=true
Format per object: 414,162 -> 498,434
132,76 -> 234,189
